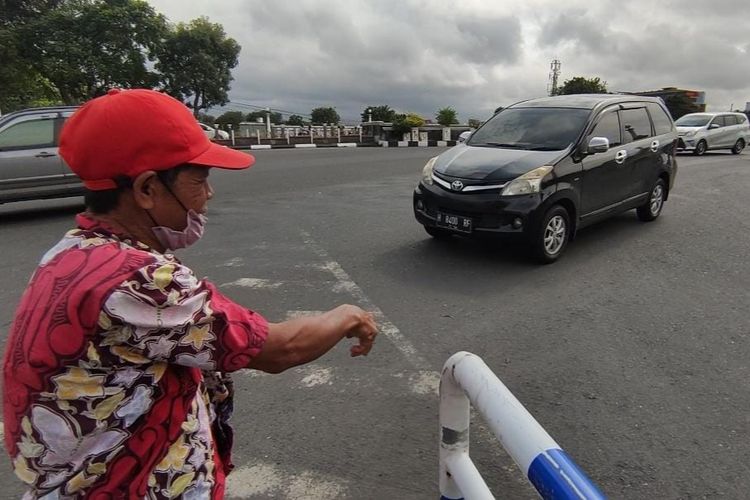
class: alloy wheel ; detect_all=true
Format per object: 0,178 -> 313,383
543,215 -> 566,255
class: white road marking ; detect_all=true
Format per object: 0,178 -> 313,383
285,310 -> 327,320
300,230 -> 429,370
219,257 -> 244,267
226,461 -> 348,499
297,365 -> 334,387
0,422 -> 4,440
220,278 -> 283,289
408,370 -> 441,396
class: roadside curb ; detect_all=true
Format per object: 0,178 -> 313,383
231,142 -> 453,151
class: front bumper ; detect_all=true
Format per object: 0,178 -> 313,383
677,136 -> 699,151
413,182 -> 543,235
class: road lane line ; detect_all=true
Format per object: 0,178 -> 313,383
220,278 -> 283,289
300,230 -> 430,370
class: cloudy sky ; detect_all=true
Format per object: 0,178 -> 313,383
147,0 -> 750,123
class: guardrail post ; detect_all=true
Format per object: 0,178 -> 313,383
439,351 -> 606,500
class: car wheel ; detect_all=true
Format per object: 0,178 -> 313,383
424,226 -> 453,239
693,140 -> 707,156
530,205 -> 570,264
637,178 -> 666,222
731,139 -> 745,154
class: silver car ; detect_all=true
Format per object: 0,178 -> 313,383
675,112 -> 749,155
0,106 -> 84,204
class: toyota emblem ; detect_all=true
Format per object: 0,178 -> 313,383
451,180 -> 464,191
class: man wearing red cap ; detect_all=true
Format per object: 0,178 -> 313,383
3,89 -> 378,499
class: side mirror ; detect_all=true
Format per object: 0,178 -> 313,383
709,123 -> 720,129
587,136 -> 610,154
458,130 -> 472,143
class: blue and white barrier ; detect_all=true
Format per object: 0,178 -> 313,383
439,352 -> 606,500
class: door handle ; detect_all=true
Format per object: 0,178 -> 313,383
650,140 -> 660,152
615,149 -> 627,164
35,152 -> 56,158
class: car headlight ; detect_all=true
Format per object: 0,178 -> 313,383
421,156 -> 437,185
501,166 -> 553,196
685,130 -> 697,137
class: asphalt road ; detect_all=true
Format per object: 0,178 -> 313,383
1,147 -> 749,499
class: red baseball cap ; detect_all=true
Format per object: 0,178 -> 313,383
60,88 -> 255,190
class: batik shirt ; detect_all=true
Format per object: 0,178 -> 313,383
3,214 -> 268,499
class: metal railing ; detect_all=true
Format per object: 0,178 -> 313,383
439,352 -> 606,500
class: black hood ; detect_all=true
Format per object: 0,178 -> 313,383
434,144 -> 565,181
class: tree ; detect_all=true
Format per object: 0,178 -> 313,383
360,105 -> 397,122
436,107 -> 459,126
18,0 -> 167,104
467,118 -> 483,129
555,76 -> 608,95
157,16 -> 240,117
310,107 -> 340,125
286,114 -> 306,126
391,112 -> 425,136
197,112 -> 217,125
215,110 -> 243,130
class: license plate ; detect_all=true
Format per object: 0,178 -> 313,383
436,212 -> 473,233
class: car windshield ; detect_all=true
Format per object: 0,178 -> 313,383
675,114 -> 711,127
467,107 -> 590,150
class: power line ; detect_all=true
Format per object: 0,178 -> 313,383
227,99 -> 312,119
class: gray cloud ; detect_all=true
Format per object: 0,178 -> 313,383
148,0 -> 750,120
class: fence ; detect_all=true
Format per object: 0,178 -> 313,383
439,352 -> 606,500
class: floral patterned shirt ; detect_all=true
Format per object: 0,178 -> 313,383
3,214 -> 268,499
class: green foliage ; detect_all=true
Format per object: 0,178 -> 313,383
555,76 -> 608,95
197,112 -> 217,125
467,118 -> 483,129
215,110 -> 243,130
19,0 -> 167,104
361,105 -> 397,122
310,107 -> 340,125
157,16 -> 240,117
246,110 -> 282,124
391,112 -> 424,136
286,114 -> 306,126
436,107 -> 459,126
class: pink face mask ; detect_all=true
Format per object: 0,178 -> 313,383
151,209 -> 207,251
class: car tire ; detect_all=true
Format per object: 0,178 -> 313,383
530,205 -> 570,264
693,140 -> 707,156
637,178 -> 666,222
731,139 -> 745,154
424,226 -> 453,239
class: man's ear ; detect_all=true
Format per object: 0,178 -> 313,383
132,171 -> 159,210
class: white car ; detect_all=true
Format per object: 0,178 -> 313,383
198,122 -> 230,140
675,112 -> 749,155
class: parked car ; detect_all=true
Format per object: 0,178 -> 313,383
413,94 -> 679,263
0,106 -> 84,204
674,112 -> 748,155
199,122 -> 230,140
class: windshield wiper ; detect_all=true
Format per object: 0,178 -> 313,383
525,146 -> 561,151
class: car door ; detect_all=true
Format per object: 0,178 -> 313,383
0,112 -> 65,194
58,109 -> 83,186
722,114 -> 739,147
706,115 -> 727,148
619,107 -> 655,200
580,107 -> 631,216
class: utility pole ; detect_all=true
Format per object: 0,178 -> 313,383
548,59 -> 561,96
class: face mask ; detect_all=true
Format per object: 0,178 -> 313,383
151,209 -> 207,251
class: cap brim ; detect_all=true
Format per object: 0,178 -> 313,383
188,142 -> 255,170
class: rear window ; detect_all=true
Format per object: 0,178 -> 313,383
468,107 -> 590,151
620,108 -> 652,142
0,118 -> 55,149
738,115 -> 748,124
646,103 -> 673,135
724,115 -> 738,126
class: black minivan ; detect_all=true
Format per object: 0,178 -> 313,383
413,94 -> 678,263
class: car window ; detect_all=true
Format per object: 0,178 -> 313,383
710,116 -> 725,127
675,114 -> 711,127
737,114 -> 748,124
589,110 -> 621,147
724,115 -> 737,126
468,107 -> 590,150
620,108 -> 652,143
646,103 -> 673,135
0,118 -> 55,150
